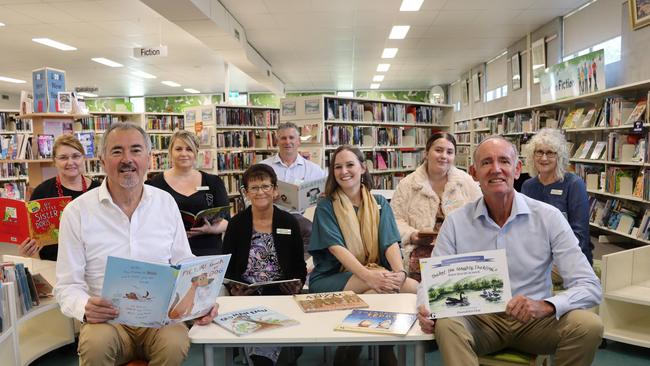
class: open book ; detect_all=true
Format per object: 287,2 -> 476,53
224,278 -> 301,293
0,196 -> 72,247
101,254 -> 230,328
276,177 -> 326,212
420,249 -> 512,319
179,205 -> 230,230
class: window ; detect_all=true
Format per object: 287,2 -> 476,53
337,91 -> 354,97
562,36 -> 621,65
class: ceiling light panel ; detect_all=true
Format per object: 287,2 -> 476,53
382,48 -> 398,58
32,38 -> 77,51
0,22 -> 5,27
77,92 -> 98,98
377,64 -> 391,72
162,80 -> 181,87
373,75 -> 385,82
400,0 -> 424,12
370,83 -> 380,89
91,57 -> 123,67
184,88 -> 200,94
131,70 -> 157,79
389,26 -> 410,39
0,76 -> 26,84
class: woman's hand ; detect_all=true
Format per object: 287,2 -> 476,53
364,270 -> 402,294
18,238 -> 40,258
409,230 -> 434,246
187,218 -> 223,238
227,283 -> 257,296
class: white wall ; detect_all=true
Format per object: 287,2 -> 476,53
0,93 -> 20,110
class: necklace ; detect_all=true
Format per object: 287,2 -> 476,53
56,175 -> 88,197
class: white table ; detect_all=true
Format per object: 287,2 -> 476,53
189,293 -> 433,366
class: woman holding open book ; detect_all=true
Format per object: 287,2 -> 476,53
522,128 -> 592,264
147,130 -> 229,256
390,132 -> 482,281
309,145 -> 417,366
18,134 -> 100,261
222,164 -> 306,366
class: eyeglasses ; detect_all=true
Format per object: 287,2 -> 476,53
55,153 -> 84,161
534,150 -> 557,158
246,184 -> 274,193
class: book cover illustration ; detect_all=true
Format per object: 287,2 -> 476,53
334,309 -> 417,336
277,176 -> 326,212
37,134 -> 54,159
420,249 -> 512,320
214,306 -> 299,336
179,205 -> 230,230
102,254 -> 230,328
75,132 -> 95,158
224,278 -> 301,292
294,291 -> 368,313
0,196 -> 71,247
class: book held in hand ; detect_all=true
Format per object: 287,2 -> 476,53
214,306 -> 299,336
293,291 -> 368,313
179,205 -> 230,230
277,177 -> 326,212
420,249 -> 512,319
334,309 -> 417,336
224,278 -> 301,293
101,254 -> 230,328
0,196 -> 71,247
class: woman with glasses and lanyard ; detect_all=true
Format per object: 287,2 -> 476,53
147,130 -> 230,256
522,128 -> 592,264
18,134 -> 101,260
222,164 -> 306,366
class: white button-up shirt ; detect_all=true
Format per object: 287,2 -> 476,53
54,180 -> 194,321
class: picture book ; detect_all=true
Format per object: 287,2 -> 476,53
420,249 -> 512,319
214,306 -> 299,336
577,140 -> 594,159
75,132 -> 95,158
0,196 -> 72,247
224,278 -> 301,292
624,100 -> 646,125
334,309 -> 417,336
101,254 -> 230,328
179,205 -> 230,230
277,176 -> 326,212
590,141 -> 607,160
37,134 -> 54,159
293,291 -> 368,313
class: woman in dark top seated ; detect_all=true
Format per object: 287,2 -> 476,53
223,164 -> 306,366
19,134 -> 101,261
147,130 -> 229,256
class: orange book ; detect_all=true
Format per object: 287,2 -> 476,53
0,196 -> 71,247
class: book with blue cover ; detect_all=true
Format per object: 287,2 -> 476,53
101,254 -> 230,328
335,309 -> 417,336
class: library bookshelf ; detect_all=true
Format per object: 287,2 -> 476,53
0,255 -> 75,365
183,104 -> 279,212
452,78 -> 650,246
279,94 -> 453,190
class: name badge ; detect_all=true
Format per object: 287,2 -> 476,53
550,189 -> 563,196
277,228 -> 292,235
196,186 -> 209,191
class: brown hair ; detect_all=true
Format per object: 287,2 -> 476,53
53,134 -> 85,159
242,164 -> 278,189
425,132 -> 457,154
324,145 -> 373,197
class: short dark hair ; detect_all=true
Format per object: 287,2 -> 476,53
425,132 -> 457,154
242,164 -> 278,189
324,145 -> 373,197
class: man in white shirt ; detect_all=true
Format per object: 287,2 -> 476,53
54,123 -> 217,366
261,122 -> 326,248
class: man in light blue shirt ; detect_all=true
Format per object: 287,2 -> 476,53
261,122 -> 326,248
416,136 -> 602,366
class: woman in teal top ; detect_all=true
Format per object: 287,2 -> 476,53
308,145 -> 417,294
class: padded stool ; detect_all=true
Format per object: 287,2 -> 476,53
478,349 -> 549,366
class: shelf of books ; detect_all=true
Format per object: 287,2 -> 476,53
0,111 -> 32,200
184,104 -> 280,213
279,94 -> 452,190
452,79 -> 650,246
1,255 -> 75,365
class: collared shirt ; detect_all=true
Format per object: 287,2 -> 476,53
416,192 -> 601,319
261,154 -> 326,213
54,180 -> 194,321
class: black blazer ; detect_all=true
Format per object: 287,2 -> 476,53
223,205 -> 307,286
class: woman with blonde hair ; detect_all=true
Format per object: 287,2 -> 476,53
391,132 -> 481,281
522,128 -> 592,264
19,134 -> 101,260
147,130 -> 229,255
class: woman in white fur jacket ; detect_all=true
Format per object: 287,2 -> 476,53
390,132 -> 482,281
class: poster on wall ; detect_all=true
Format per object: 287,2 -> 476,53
282,100 -> 296,116
471,73 -> 481,102
531,38 -> 546,84
629,0 -> 650,30
511,53 -> 521,91
461,79 -> 469,105
539,49 -> 605,104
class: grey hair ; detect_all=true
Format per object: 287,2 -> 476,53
277,121 -> 299,133
472,135 -> 519,167
169,130 -> 199,156
99,122 -> 152,158
523,128 -> 569,180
